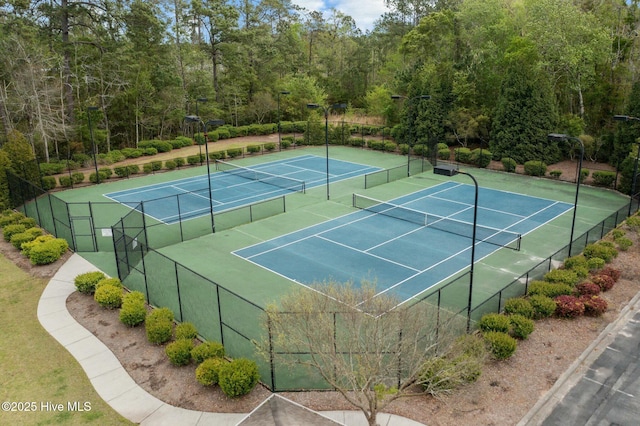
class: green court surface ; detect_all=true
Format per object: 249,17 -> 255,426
125,147 -> 630,312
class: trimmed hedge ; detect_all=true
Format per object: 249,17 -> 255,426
509,314 -> 535,339
523,160 -> 547,176
478,313 -> 510,333
165,339 -> 194,366
191,341 -> 225,363
21,235 -> 68,265
483,331 -> 517,360
195,358 -> 226,386
146,308 -> 174,344
175,322 -> 198,340
501,157 -> 517,172
528,295 -> 557,319
503,298 -> 534,319
119,291 -> 147,327
74,271 -> 107,294
218,358 -> 260,397
94,284 -> 123,309
10,227 -> 43,249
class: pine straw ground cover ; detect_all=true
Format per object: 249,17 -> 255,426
1,212 -> 639,425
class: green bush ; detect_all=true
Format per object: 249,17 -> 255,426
151,161 -> 162,171
227,148 -> 243,158
523,160 -> 547,176
3,223 -> 26,241
119,291 -> 147,326
528,295 -> 557,319
191,341 -> 225,363
503,298 -> 534,319
615,236 -> 633,251
543,269 -> 579,287
114,166 -> 129,178
127,165 -> 140,175
195,358 -> 226,386
419,355 -> 482,395
592,171 -> 616,187
246,144 -> 261,154
143,147 -> 158,156
165,339 -> 194,366
527,280 -> 573,298
89,171 -> 109,183
23,236 -> 68,265
501,157 -> 517,172
59,175 -> 73,187
438,148 -> 451,160
471,148 -> 492,168
148,307 -> 174,322
626,215 -> 640,231
383,142 -> 398,152
280,140 -> 292,149
583,242 -> 618,263
509,314 -> 535,339
164,159 -> 177,170
175,322 -> 198,340
145,307 -> 174,344
218,358 -> 260,398
40,176 -> 57,190
142,163 -> 153,174
39,162 -> 66,175
99,167 -> 113,178
19,217 -> 37,229
94,284 -> 123,309
95,277 -> 123,290
549,170 -> 562,179
0,212 -> 24,227
72,172 -> 85,183
187,154 -> 203,165
10,227 -> 43,249
174,157 -> 185,167
478,313 -> 511,333
454,147 -> 473,163
586,257 -> 606,271
580,168 -> 590,183
483,331 -> 517,360
74,271 -> 106,294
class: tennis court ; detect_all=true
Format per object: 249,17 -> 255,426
104,154 -> 380,224
234,181 -> 574,305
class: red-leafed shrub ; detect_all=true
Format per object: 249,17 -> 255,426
574,281 -> 601,296
592,274 -> 615,292
598,267 -> 621,283
554,295 -> 585,318
580,295 -> 608,317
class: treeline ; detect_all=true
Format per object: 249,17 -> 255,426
1,0 -> 640,178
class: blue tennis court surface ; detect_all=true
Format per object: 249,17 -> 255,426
104,155 -> 380,224
234,181 -> 574,305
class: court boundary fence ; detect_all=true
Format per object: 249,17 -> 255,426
6,165 -> 640,391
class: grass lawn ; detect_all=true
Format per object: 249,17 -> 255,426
0,253 -> 131,425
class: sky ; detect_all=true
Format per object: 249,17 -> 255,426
293,0 -> 390,32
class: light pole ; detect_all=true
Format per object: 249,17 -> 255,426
184,115 -> 224,233
391,94 -> 431,176
306,102 -> 346,200
87,106 -> 100,184
277,91 -> 290,151
195,97 -> 207,165
548,134 -> 584,256
614,115 -> 640,216
433,164 -> 477,331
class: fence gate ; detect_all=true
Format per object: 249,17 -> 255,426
70,216 -> 97,252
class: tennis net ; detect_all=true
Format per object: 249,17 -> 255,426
215,160 -> 306,193
352,193 -> 521,250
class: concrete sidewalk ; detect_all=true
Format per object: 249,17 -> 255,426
37,254 -> 424,426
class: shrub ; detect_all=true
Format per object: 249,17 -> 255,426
145,308 -> 174,344
164,160 -> 177,170
40,176 -> 57,190
280,140 -> 292,149
246,144 -> 261,154
151,161 -> 162,171
615,236 -> 633,251
523,160 -> 547,176
3,223 -> 26,241
175,322 -> 198,340
610,228 -> 625,240
419,354 -> 483,395
218,358 -> 260,397
438,148 -> 451,160
143,147 -> 158,156
59,175 -> 73,187
591,274 -> 615,292
543,269 -> 579,287
478,313 -> 511,333
20,235 -> 53,257
454,147 -> 472,163
528,280 -> 573,298
95,277 -> 123,290
580,168 -> 590,183
503,298 -> 534,318
554,295 -> 585,318
99,167 -> 113,178
89,171 -> 108,183
384,142 -> 398,152
0,212 -> 23,227
74,271 -> 106,294
10,228 -> 43,249
94,284 -> 123,309
583,242 -> 617,263
509,314 -> 535,339
574,281 -> 601,296
165,339 -> 194,366
72,172 -> 85,183
195,358 -> 226,386
23,237 -> 68,265
483,331 -> 517,360
119,291 -> 147,326
592,171 -> 616,187
549,170 -> 562,179
227,148 -> 243,158
626,215 -> 640,231
19,217 -> 37,229
528,295 -> 557,319
142,163 -> 153,174
127,165 -> 140,175
564,254 -> 587,269
174,157 -> 185,167
586,257 -> 606,272
580,295 -> 608,317
191,341 -> 225,363
471,149 -> 492,168
599,267 -> 621,282
501,157 -> 517,173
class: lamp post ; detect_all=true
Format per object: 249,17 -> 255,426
184,115 -> 224,233
614,115 -> 640,216
548,134 -> 584,256
433,164 -> 477,331
195,98 -> 207,165
391,94 -> 431,176
87,106 -> 100,184
306,102 -> 347,200
277,91 -> 290,151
